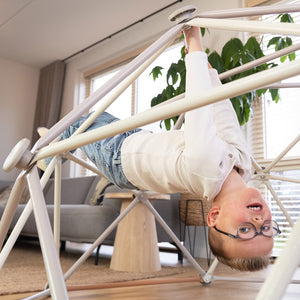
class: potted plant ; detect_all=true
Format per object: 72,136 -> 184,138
150,13 -> 295,129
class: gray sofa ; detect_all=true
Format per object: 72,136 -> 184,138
0,176 -> 182,262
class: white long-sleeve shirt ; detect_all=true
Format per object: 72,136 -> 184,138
121,51 -> 251,201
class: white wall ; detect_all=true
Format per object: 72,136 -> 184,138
0,57 -> 39,181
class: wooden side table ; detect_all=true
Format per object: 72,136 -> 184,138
105,192 -> 169,273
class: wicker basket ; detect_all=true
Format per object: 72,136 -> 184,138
180,193 -> 212,226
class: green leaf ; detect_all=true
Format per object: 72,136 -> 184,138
286,36 -> 293,46
221,38 -> 243,68
165,85 -> 175,99
164,118 -> 171,130
243,96 -> 251,123
150,66 -> 163,81
245,37 -> 264,59
177,59 -> 186,76
276,37 -> 284,51
180,46 -> 186,59
256,88 -> 267,97
280,13 -> 294,23
267,36 -> 280,48
231,96 -> 243,125
288,52 -> 296,61
208,51 -> 224,74
167,63 -> 179,85
280,55 -> 287,63
269,89 -> 280,103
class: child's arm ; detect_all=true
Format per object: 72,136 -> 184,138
183,27 -> 250,179
183,27 -> 228,178
184,52 -> 228,178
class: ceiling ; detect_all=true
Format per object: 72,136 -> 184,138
0,0 -> 183,68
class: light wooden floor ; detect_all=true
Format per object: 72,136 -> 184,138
1,244 -> 300,300
2,273 -> 300,300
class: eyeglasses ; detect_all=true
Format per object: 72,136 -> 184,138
214,220 -> 281,240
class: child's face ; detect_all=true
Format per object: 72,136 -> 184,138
208,187 -> 274,258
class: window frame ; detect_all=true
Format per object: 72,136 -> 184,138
246,0 -> 300,256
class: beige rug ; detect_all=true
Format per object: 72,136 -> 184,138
0,240 -> 197,295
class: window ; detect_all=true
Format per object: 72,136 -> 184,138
72,41 -> 184,176
136,44 -> 183,132
90,67 -> 132,119
246,0 -> 300,255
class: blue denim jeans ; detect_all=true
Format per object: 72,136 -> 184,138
58,112 -> 141,189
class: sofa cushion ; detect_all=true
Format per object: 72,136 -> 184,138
44,176 -> 99,205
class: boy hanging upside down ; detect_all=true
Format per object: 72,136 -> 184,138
39,26 -> 280,271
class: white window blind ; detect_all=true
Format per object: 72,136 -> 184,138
247,0 -> 300,255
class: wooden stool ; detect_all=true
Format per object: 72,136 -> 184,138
105,192 -> 169,273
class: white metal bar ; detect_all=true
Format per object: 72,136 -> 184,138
32,59 -> 300,163
33,23 -> 184,151
251,156 -> 264,174
263,83 -> 300,89
264,180 -> 294,227
256,217 -> 300,300
187,17 -> 300,36
27,166 -> 68,300
196,4 -> 300,19
203,258 -> 219,283
266,174 -> 300,184
213,275 -> 265,282
54,159 -> 62,253
173,112 -> 185,130
264,134 -> 300,173
0,171 -> 26,249
0,157 -> 57,269
141,196 -> 207,278
64,152 -> 104,176
219,43 -> 300,81
62,195 -> 139,280
0,202 -> 33,271
30,196 -> 142,300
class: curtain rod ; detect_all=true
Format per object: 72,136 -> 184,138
63,0 -> 183,62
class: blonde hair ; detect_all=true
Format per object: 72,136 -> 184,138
208,228 -> 270,272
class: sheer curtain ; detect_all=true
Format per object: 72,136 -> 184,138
31,60 -> 65,145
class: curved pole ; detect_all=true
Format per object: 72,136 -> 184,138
264,134 -> 300,173
196,4 -> 300,19
0,171 -> 26,250
187,17 -> 300,37
32,59 -> 300,163
256,217 -> 300,300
